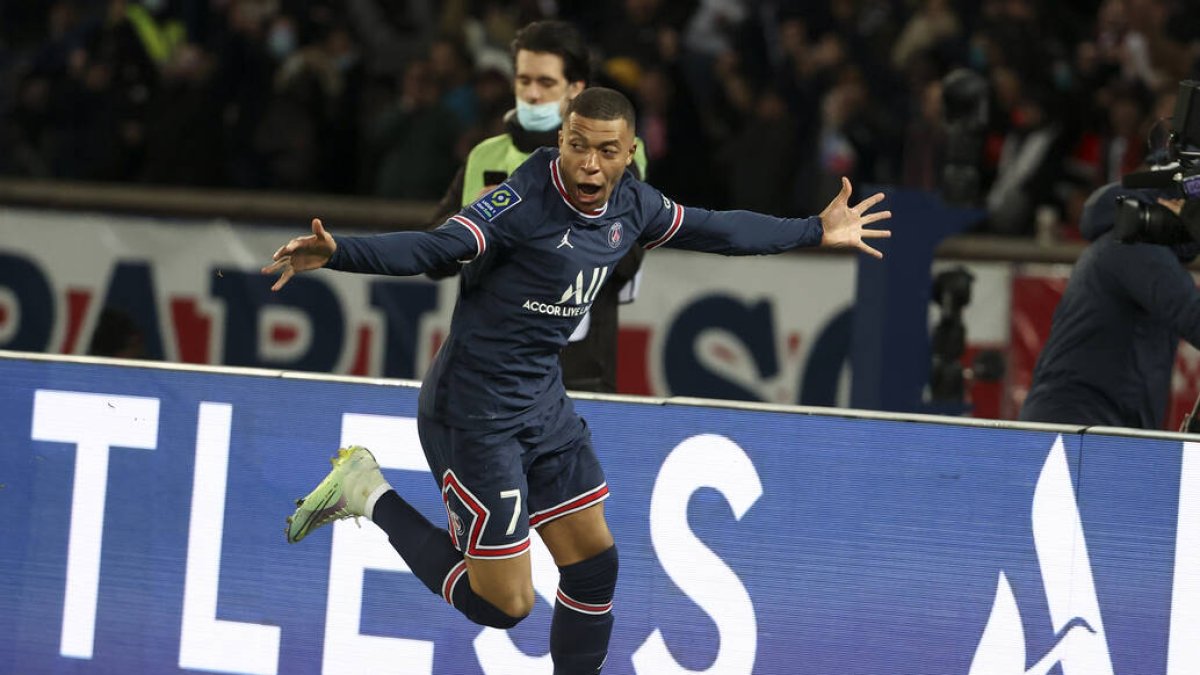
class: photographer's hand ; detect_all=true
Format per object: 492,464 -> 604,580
1159,198 -> 1185,215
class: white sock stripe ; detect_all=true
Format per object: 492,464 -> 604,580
442,560 -> 468,604
556,588 -> 613,615
363,483 -> 391,521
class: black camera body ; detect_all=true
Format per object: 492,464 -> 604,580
1115,80 -> 1200,244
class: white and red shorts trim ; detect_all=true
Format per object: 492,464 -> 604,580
529,483 -> 610,529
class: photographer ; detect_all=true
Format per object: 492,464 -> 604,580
1019,180 -> 1200,429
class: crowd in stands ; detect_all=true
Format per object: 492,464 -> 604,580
3,0 -> 1200,238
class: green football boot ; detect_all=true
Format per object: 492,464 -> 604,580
286,446 -> 387,544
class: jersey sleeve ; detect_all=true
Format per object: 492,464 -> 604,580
327,160 -> 543,277
324,226 -> 476,277
636,183 -> 824,255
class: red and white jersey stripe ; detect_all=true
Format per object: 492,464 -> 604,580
449,214 -> 486,260
644,202 -> 684,250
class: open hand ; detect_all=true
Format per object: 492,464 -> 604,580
819,177 -> 893,258
261,218 -> 337,291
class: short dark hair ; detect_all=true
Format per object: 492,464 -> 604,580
565,87 -> 636,130
511,20 -> 589,85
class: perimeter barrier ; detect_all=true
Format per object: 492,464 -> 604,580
1,351 -> 1196,674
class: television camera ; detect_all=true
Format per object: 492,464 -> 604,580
1114,80 -> 1200,244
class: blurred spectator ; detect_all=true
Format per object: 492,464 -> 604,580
141,43 -> 223,185
595,0 -> 691,69
634,63 -> 710,206
212,0 -> 278,188
124,0 -> 187,66
1,0 -> 1199,240
891,0 -> 961,73
720,90 -> 797,215
345,0 -> 436,81
986,87 -> 1066,236
250,14 -> 363,191
471,66 -> 513,134
249,14 -> 322,190
368,59 -> 459,199
901,79 -> 945,191
1098,86 -> 1151,185
309,21 -> 365,193
429,36 -> 478,128
4,1 -> 92,177
72,0 -> 167,180
682,0 -> 745,59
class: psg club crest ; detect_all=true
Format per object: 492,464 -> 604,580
449,509 -> 465,538
608,222 -> 623,248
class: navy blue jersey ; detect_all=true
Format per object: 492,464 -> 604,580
327,147 -> 824,427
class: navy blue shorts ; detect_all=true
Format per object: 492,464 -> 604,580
417,396 -> 608,559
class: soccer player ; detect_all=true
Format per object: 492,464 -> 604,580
429,20 -> 649,393
265,87 -> 891,674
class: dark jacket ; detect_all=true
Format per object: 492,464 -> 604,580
1019,183 -> 1200,429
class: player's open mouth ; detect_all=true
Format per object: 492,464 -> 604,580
577,183 -> 602,202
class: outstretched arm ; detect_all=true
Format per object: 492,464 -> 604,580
262,217 -> 478,291
818,177 -> 893,258
643,177 -> 891,256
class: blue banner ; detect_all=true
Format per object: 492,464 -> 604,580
0,354 -> 1194,674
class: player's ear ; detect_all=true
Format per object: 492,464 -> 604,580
627,140 -> 636,166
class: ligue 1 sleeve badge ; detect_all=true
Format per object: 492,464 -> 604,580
608,222 -> 623,248
471,183 -> 522,221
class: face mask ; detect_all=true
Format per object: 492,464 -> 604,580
516,98 -> 562,132
268,26 -> 296,60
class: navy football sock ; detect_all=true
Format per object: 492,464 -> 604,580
370,490 -> 522,628
550,546 -> 619,675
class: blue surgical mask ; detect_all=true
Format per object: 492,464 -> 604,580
516,99 -> 562,132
